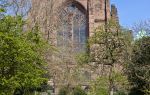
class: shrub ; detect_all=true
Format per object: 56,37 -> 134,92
58,86 -> 87,95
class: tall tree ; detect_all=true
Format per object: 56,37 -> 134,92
88,20 -> 132,95
2,0 -> 32,16
0,15 -> 48,95
127,36 -> 150,95
132,19 -> 150,39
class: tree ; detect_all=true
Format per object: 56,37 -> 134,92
0,1 -> 7,19
132,19 -> 150,39
0,15 -> 48,95
88,20 -> 131,95
0,0 -> 32,17
127,36 -> 150,95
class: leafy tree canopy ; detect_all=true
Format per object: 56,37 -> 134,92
0,15 -> 48,94
127,36 -> 150,95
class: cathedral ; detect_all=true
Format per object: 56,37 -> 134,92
29,0 -> 119,94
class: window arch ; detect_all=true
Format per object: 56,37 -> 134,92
57,1 -> 88,53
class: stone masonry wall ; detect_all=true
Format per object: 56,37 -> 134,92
29,0 -> 116,39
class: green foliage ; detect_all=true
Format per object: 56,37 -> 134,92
58,86 -> 87,95
89,20 -> 129,65
87,20 -> 131,95
73,87 -> 87,95
88,71 -> 129,95
127,36 -> 150,95
0,16 -> 48,94
0,8 -> 5,19
88,77 -> 109,95
58,86 -> 68,95
0,8 -> 5,13
76,53 -> 91,65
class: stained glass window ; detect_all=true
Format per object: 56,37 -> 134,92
57,3 -> 87,53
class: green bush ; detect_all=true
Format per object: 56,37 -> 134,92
58,86 -> 87,95
72,87 -> 87,95
58,86 -> 68,95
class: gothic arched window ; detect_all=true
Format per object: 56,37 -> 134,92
57,2 -> 88,53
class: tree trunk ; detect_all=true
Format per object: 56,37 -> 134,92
109,65 -> 114,95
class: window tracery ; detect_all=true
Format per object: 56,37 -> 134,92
57,3 -> 87,52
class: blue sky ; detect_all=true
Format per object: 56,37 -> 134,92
111,0 -> 150,28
